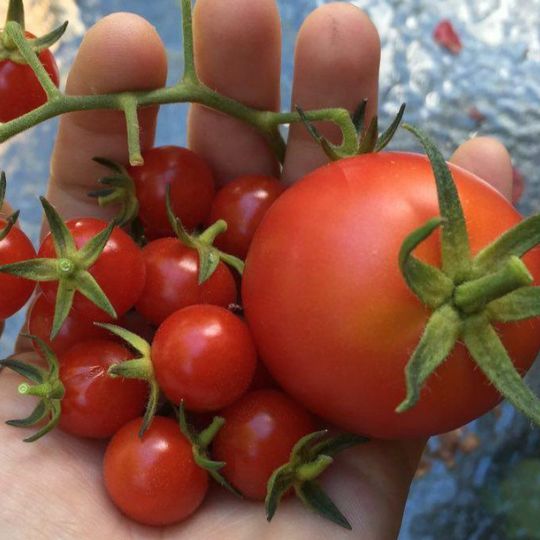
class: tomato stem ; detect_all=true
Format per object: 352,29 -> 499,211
454,256 -> 533,314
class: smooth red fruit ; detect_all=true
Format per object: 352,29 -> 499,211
104,416 -> 208,526
0,32 -> 60,123
28,294 -> 108,356
213,389 -> 316,500
59,339 -> 147,438
208,175 -> 284,259
136,238 -> 237,326
151,304 -> 257,412
243,152 -> 540,439
38,218 -> 145,322
128,146 -> 215,239
0,218 -> 36,319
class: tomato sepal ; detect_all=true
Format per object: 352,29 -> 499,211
0,335 -> 64,442
486,286 -> 540,322
0,172 -> 22,241
296,102 -> 406,160
165,188 -> 244,284
399,216 -> 453,308
265,429 -> 368,530
178,401 -> 242,497
99,323 -> 159,437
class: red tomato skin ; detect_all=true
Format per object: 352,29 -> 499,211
104,416 -> 208,526
38,218 -> 146,322
28,294 -> 109,356
58,339 -> 147,438
0,32 -> 60,122
128,146 -> 215,239
0,220 -> 36,319
242,152 -> 540,439
213,389 -> 316,500
207,175 -> 285,259
135,237 -> 237,326
151,305 -> 257,412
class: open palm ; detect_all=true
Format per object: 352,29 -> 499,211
0,1 -> 515,538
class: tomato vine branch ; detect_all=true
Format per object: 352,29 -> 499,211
0,0 -> 358,166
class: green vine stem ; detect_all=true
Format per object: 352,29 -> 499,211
0,0 -> 358,166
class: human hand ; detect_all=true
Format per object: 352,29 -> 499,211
0,1 -> 515,538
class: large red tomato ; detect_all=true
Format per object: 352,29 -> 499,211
242,152 -> 540,439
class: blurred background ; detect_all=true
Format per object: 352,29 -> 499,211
1,0 -> 539,538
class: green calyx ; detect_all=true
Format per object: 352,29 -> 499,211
0,335 -> 64,442
396,124 -> 540,425
0,4 -> 68,64
297,100 -> 406,160
177,402 -> 241,496
266,430 -> 368,530
99,323 -> 159,437
89,157 -> 140,232
0,197 -> 117,338
0,171 -> 21,241
165,187 -> 244,284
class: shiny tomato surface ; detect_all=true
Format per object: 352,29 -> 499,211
59,339 -> 147,438
104,416 -> 208,526
0,32 -> 60,122
0,219 -> 36,319
243,152 -> 540,439
213,389 -> 316,500
136,237 -> 237,326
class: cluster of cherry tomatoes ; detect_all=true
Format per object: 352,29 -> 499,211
0,144 -> 363,528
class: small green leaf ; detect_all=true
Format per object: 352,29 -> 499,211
351,99 -> 368,133
78,221 -> 115,267
6,400 -> 47,427
0,171 -> 6,207
196,244 -> 221,284
357,116 -> 378,154
40,197 -> 75,257
473,213 -> 540,274
396,304 -> 461,413
290,430 -> 329,465
374,103 -> 406,152
92,156 -> 126,174
265,465 -> 295,522
295,481 -> 351,530
6,0 -> 25,28
28,21 -> 68,53
295,106 -> 342,161
97,323 -> 151,357
463,315 -> 540,426
310,433 -> 369,459
403,124 -> 471,282
139,378 -> 160,437
399,216 -> 454,308
26,334 -> 60,378
487,286 -> 540,322
51,280 -> 75,339
0,258 -> 59,281
0,357 -> 46,383
76,271 -> 116,319
0,209 -> 20,242
23,399 -> 61,443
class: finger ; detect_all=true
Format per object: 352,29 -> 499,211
46,13 -> 168,220
188,0 -> 281,185
450,136 -> 513,201
282,3 -> 380,185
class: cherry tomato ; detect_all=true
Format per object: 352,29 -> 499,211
0,32 -> 60,123
128,146 -> 215,239
28,294 -> 109,356
0,217 -> 36,319
38,218 -> 145,322
103,416 -> 208,526
59,339 -> 147,438
151,304 -> 257,412
212,389 -> 316,500
207,175 -> 284,259
243,152 -> 540,439
135,237 -> 237,326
